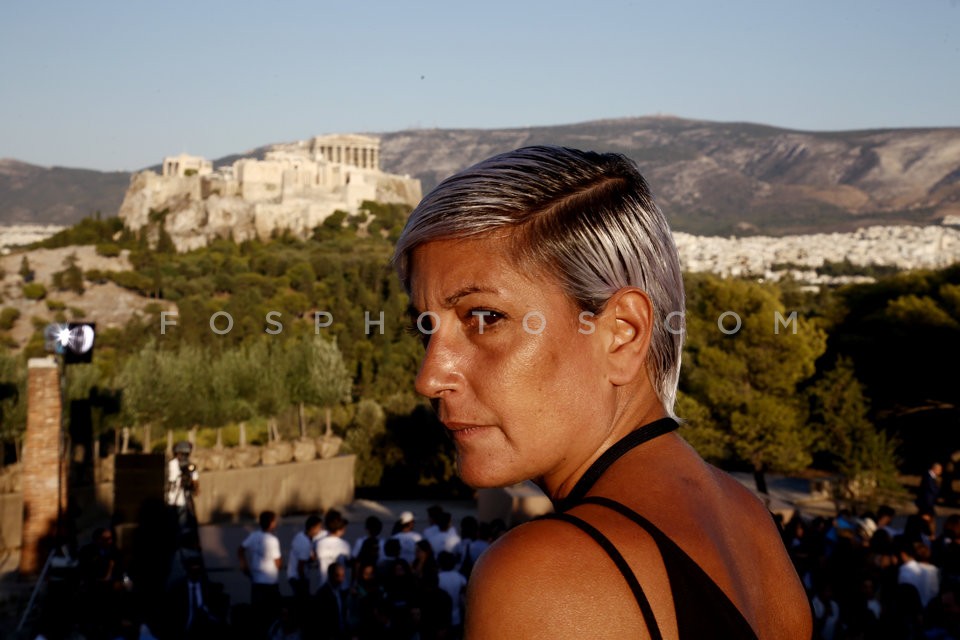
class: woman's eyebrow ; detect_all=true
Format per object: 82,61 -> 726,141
443,285 -> 498,307
408,285 -> 501,319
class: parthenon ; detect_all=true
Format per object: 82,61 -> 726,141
311,134 -> 380,170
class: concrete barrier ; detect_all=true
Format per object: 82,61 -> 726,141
0,455 -> 357,548
477,481 -> 553,527
193,454 -> 356,524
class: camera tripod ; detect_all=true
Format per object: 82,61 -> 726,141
170,470 -> 200,551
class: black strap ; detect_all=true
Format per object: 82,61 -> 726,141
580,496 -> 759,640
541,512 -> 663,640
555,417 -> 678,512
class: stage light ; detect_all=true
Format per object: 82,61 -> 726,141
44,322 -> 96,364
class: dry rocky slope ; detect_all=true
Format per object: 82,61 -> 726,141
2,117 -> 960,236
379,118 -> 960,235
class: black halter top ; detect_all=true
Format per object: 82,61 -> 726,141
543,417 -> 760,640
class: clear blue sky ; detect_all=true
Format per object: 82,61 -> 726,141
1,0 -> 958,171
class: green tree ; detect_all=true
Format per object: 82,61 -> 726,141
885,294 -> 959,329
680,274 -> 827,492
285,335 -> 353,438
0,352 -> 26,448
51,253 -> 85,294
344,398 -> 387,486
808,357 -> 900,504
287,261 -> 317,297
120,342 -> 211,430
18,256 -> 33,281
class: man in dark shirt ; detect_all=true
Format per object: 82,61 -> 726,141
916,461 -> 943,514
314,561 -> 349,639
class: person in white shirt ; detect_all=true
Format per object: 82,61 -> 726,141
453,516 -> 490,579
437,551 -> 468,629
425,511 -> 461,556
288,514 -> 322,603
166,441 -> 200,508
390,511 -> 422,565
315,510 -> 352,588
897,539 -> 941,608
238,511 -> 282,634
421,504 -> 444,540
811,580 -> 841,640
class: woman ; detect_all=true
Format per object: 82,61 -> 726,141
392,146 -> 812,639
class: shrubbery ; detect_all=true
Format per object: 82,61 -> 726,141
0,307 -> 20,330
22,283 -> 46,300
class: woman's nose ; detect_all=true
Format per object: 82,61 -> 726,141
414,325 -> 462,399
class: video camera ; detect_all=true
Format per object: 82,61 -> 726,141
180,461 -> 198,493
173,441 -> 197,496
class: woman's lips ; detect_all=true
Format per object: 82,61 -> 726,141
445,422 -> 494,440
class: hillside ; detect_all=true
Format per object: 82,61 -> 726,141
379,118 -> 960,235
4,117 -> 960,235
0,159 -> 130,225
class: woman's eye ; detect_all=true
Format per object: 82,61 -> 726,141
406,314 -> 435,346
468,309 -> 504,332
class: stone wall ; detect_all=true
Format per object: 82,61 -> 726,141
0,455 -> 356,549
192,454 -> 355,523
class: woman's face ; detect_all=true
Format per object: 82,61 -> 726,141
409,235 -> 616,492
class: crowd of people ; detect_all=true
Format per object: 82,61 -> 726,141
782,504 -> 960,640
31,503 -> 506,640
28,491 -> 960,640
231,505 -> 502,640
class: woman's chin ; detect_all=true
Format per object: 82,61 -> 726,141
457,457 -> 528,490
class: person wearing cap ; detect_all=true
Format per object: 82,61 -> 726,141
167,441 -> 200,507
391,511 -> 422,565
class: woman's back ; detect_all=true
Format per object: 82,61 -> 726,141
466,432 -> 812,639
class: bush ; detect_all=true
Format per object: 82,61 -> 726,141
96,243 -> 122,258
84,269 -> 108,284
0,307 -> 20,330
45,299 -> 66,311
32,215 -> 126,249
108,271 -> 154,295
22,283 -> 46,300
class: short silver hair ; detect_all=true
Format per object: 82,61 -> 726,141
392,146 -> 685,414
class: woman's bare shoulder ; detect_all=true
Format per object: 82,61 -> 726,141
464,518 -> 653,639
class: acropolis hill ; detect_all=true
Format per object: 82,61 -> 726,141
118,134 -> 422,251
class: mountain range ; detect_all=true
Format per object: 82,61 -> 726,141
3,116 -> 959,236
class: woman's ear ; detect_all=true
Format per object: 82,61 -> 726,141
602,288 -> 654,386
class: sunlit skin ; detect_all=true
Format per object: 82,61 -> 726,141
409,234 -> 664,500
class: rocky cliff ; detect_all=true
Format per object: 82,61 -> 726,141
118,161 -> 422,251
